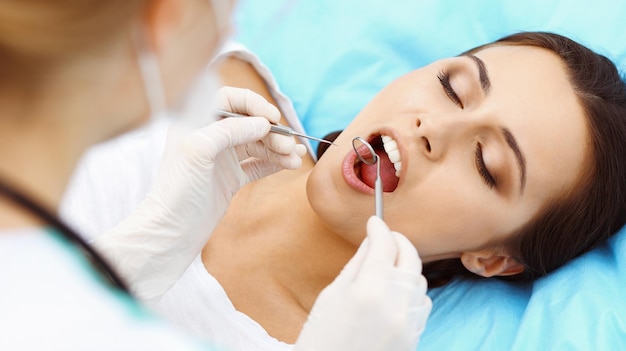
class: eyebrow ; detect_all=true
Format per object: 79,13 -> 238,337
461,53 -> 524,192
463,54 -> 491,94
501,126 -> 527,193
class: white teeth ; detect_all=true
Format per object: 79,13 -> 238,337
382,135 -> 402,177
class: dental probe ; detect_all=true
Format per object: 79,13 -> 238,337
216,109 -> 337,146
352,137 -> 383,219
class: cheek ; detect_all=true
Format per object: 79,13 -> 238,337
306,165 -> 372,246
383,168 -> 509,257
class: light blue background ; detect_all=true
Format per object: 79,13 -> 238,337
233,1 -> 626,349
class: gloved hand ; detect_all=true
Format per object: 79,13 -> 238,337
294,216 -> 432,351
213,86 -> 307,175
94,86 -> 306,305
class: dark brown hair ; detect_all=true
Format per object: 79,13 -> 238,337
424,32 -> 626,287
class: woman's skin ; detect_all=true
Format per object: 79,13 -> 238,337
204,45 -> 590,342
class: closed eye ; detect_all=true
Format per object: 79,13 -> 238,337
475,143 -> 496,189
437,70 -> 464,108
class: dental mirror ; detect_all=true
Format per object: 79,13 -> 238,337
352,137 -> 383,219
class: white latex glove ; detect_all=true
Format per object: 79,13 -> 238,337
95,87 -> 306,304
294,216 -> 432,351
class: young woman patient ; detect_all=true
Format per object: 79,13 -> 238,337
155,32 -> 626,349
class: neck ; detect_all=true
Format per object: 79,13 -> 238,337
0,105 -> 87,228
207,167 -> 358,307
204,167 -> 359,342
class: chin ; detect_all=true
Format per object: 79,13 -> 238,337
306,162 -> 372,246
305,165 -> 337,219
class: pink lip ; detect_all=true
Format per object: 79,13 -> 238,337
342,149 -> 375,194
342,129 -> 408,194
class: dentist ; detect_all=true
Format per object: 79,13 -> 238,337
0,0 -> 431,350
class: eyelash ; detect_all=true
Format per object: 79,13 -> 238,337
475,143 -> 496,189
437,70 -> 464,108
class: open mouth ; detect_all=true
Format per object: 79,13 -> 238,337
353,134 -> 401,192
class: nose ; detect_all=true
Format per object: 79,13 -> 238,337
414,112 -> 474,161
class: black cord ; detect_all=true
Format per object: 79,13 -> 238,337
0,176 -> 131,295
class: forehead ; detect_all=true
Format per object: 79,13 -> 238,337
475,45 -> 590,203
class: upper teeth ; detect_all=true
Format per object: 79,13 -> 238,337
382,135 -> 402,177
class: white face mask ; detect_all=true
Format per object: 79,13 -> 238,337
134,0 -> 233,128
210,0 -> 232,44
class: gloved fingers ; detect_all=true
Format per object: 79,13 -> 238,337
235,141 -> 306,161
235,141 -> 255,161
390,231 -> 429,298
383,262 -> 429,301
294,144 -> 308,157
262,132 -> 297,154
216,86 -> 281,124
419,295 -> 433,315
387,269 -> 429,306
333,237 -> 371,284
391,231 -> 422,273
236,140 -> 283,164
360,216 -> 399,270
215,86 -> 300,155
379,266 -> 423,288
239,159 -> 284,182
401,274 -> 431,315
193,117 -> 271,160
409,295 -> 433,331
416,274 -> 429,300
236,140 -> 303,170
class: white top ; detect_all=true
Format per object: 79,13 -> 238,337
156,255 -> 294,351
0,227 -> 213,351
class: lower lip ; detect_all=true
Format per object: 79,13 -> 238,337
342,151 -> 375,195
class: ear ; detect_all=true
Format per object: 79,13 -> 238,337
460,249 -> 524,277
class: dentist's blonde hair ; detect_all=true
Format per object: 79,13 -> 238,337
0,1 -> 145,88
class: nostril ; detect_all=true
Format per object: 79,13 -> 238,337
422,137 -> 431,152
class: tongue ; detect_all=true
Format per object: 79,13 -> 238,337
360,149 -> 400,192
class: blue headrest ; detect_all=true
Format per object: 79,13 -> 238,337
234,0 -> 625,143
